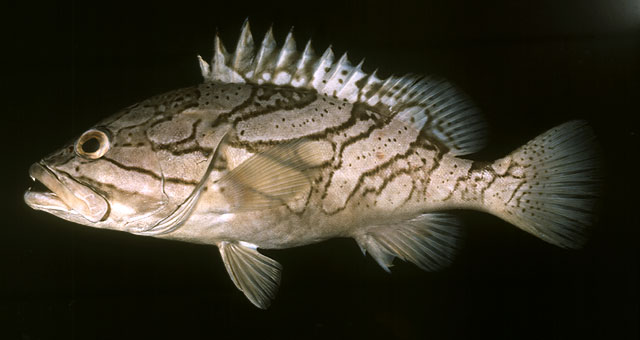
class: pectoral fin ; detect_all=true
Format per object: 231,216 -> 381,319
218,241 -> 282,309
215,139 -> 323,211
355,213 -> 462,272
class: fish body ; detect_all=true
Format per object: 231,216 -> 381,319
24,21 -> 600,308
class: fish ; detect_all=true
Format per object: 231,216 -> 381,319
24,20 -> 601,309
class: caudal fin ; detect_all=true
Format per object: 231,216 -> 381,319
489,120 -> 601,248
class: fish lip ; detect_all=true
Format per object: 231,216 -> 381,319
25,162 -> 110,223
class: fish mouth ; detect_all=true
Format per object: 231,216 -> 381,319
24,163 -> 110,223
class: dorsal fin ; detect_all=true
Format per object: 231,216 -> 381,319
198,21 -> 487,155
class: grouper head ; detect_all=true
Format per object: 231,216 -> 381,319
24,87 -> 216,234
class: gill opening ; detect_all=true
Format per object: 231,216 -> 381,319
132,131 -> 230,236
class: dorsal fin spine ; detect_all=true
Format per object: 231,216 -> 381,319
337,59 -> 365,102
212,33 -> 227,72
197,55 -> 210,79
273,31 -> 297,85
233,20 -> 255,75
252,27 -> 276,83
292,40 -> 315,87
311,46 -> 334,89
212,34 -> 245,83
277,31 -> 296,68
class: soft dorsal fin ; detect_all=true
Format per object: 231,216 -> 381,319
355,213 -> 462,272
218,241 -> 282,309
214,139 -> 323,211
198,20 -> 487,155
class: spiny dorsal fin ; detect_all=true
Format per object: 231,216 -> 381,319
219,241 -> 282,309
355,213 -> 462,272
198,21 -> 487,155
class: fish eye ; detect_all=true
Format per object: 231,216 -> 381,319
75,128 -> 110,159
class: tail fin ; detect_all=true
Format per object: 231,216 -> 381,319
489,120 -> 601,248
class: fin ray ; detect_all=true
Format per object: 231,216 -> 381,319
219,241 -> 282,309
490,120 -> 601,248
216,139 -> 319,211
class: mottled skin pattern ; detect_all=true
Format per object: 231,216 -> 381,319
39,82 -> 520,249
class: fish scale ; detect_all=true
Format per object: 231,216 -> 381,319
24,20 -> 600,309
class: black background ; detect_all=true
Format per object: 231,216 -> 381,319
3,1 -> 638,339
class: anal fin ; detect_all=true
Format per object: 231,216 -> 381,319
355,213 -> 462,272
218,241 -> 282,309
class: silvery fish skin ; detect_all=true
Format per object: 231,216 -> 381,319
24,21 -> 600,309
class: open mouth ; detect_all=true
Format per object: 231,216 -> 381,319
24,163 -> 109,223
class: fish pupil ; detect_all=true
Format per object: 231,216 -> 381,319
81,137 -> 101,153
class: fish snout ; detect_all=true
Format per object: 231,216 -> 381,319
25,162 -> 109,223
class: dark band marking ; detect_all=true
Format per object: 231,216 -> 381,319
209,85 -> 318,131
74,174 -> 147,197
506,180 -> 526,206
361,166 -> 413,198
101,157 -> 198,186
441,175 -> 469,202
325,138 -> 444,215
150,119 -> 213,157
113,87 -> 201,136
